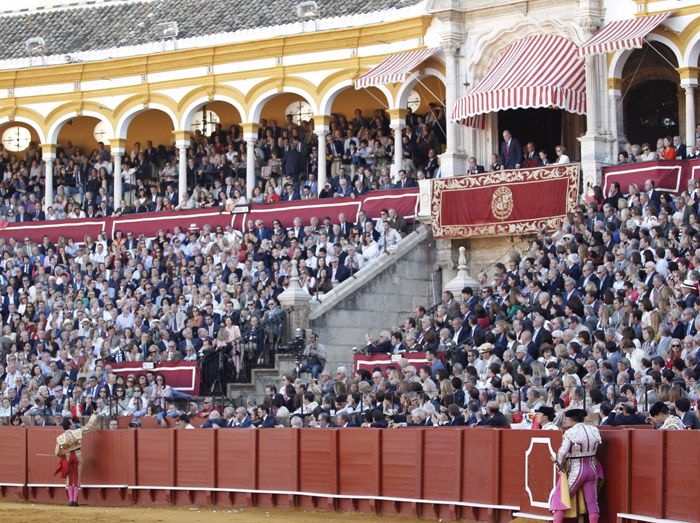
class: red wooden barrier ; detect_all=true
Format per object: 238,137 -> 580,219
599,429 -> 631,523
380,428 -> 423,517
80,429 -> 135,506
629,429 -> 664,518
256,428 -> 299,508
215,429 -> 257,507
26,427 -> 62,504
0,427 -> 26,501
422,428 -> 463,520
174,429 -> 215,505
664,431 -> 700,521
1,426 -> 699,522
297,429 -> 337,511
337,428 -> 380,514
133,429 -> 175,505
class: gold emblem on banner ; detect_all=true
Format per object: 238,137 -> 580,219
491,186 -> 514,221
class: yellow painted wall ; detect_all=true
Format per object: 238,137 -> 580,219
331,86 -> 388,119
126,110 -> 174,150
412,75 -> 445,113
260,93 -> 306,124
56,116 -> 100,156
0,122 -> 40,154
206,101 -> 241,129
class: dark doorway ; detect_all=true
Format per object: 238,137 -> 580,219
498,108 -> 562,162
624,80 -> 679,146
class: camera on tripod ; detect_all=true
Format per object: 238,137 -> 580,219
279,327 -> 306,356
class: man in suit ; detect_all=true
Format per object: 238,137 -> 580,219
394,169 -> 415,189
644,179 -> 662,209
499,129 -> 522,169
599,402 -> 616,426
467,156 -> 485,174
336,412 -> 357,428
673,135 -> 687,159
326,132 -> 344,178
522,142 -> 540,168
329,257 -> 350,285
258,407 -> 277,428
282,140 -> 306,180
337,212 -> 353,237
611,402 -> 646,426
451,317 -> 469,346
446,404 -> 465,426
477,401 -> 509,427
675,398 -> 700,429
232,407 -> 252,428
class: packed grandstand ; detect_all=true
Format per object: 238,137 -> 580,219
0,0 -> 700,520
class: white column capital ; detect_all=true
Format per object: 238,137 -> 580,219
175,140 -> 190,150
43,153 -> 56,162
243,133 -> 257,143
111,148 -> 126,156
681,79 -> 698,90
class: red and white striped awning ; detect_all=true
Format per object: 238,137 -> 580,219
579,12 -> 671,57
451,34 -> 585,125
355,47 -> 441,89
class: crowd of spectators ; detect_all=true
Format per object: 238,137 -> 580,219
195,173 -> 700,430
0,204 -> 411,427
0,105 -> 447,223
617,129 -> 700,164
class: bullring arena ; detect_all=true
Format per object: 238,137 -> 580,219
2,0 -> 700,522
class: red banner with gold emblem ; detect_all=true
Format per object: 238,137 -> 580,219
431,164 -> 580,238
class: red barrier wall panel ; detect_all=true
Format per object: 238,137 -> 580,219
599,430 -> 630,522
298,429 -> 338,495
422,429 -> 462,502
81,430 -> 135,486
462,428 -> 499,506
257,429 -> 299,492
519,431 -> 561,517
26,428 -> 63,486
380,429 -> 423,500
216,429 -> 257,490
175,430 -> 215,488
629,429 -> 664,519
338,429 -> 380,496
0,427 -> 27,485
135,429 -> 175,487
664,431 -> 700,521
498,429 -> 528,508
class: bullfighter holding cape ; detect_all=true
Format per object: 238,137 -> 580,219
549,409 -> 604,523
54,414 -> 99,506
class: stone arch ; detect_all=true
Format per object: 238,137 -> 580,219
177,85 -> 246,130
0,108 -> 46,144
319,79 -> 393,115
246,82 -> 319,124
395,68 -> 446,110
114,94 -> 179,139
45,102 -> 115,145
609,32 -> 682,79
682,22 -> 700,68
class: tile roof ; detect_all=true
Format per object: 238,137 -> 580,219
0,0 -> 424,60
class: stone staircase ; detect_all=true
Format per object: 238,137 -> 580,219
225,225 -> 439,399
309,224 -> 439,373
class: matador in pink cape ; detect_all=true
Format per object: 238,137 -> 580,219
549,409 -> 604,523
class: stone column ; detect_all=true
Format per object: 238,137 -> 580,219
608,77 -> 623,162
314,115 -> 331,194
277,260 -> 312,340
388,108 -> 406,181
437,30 -> 467,176
579,53 -> 609,189
173,130 -> 190,205
680,70 -> 698,150
242,123 -> 258,200
111,138 -> 126,207
41,144 -> 56,210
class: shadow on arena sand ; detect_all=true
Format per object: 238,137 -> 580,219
0,502 -> 417,522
